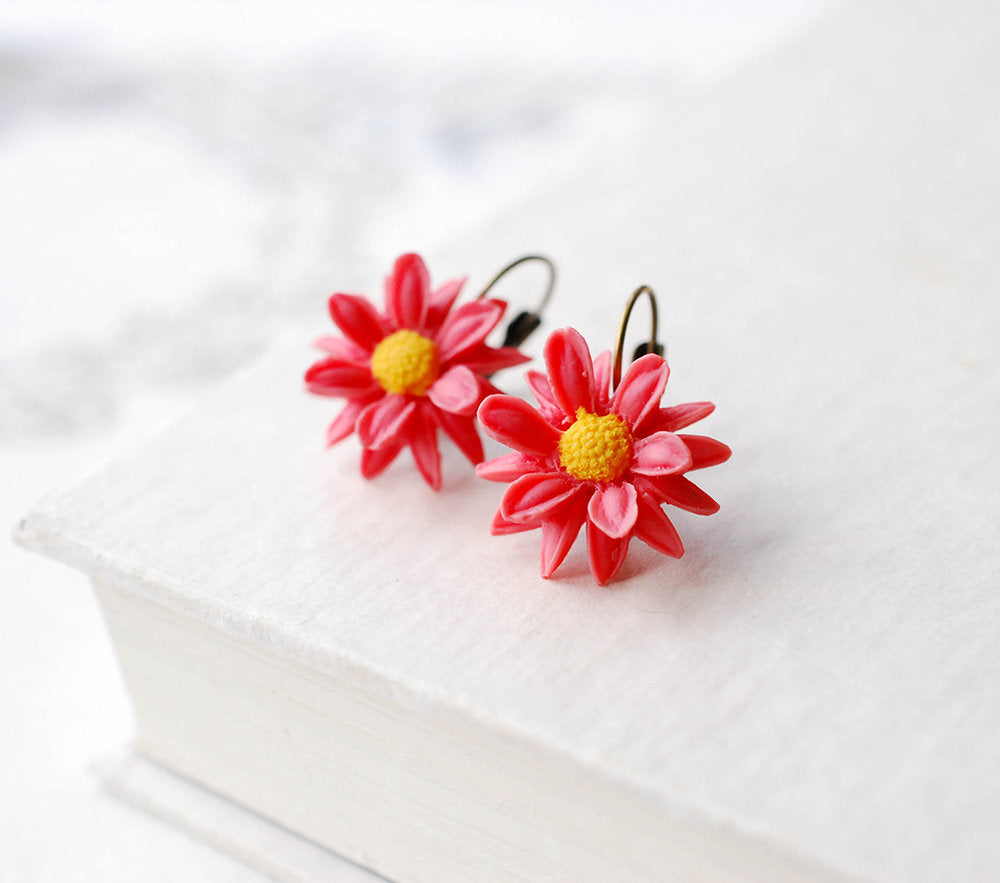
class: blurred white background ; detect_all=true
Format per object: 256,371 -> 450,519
1,2 -> 828,879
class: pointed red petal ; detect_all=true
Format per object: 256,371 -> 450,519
525,370 -> 565,424
651,402 -> 715,432
360,438 -> 404,479
491,509 -> 535,535
476,374 -> 504,400
328,293 -> 387,352
679,434 -> 732,470
357,395 -> 416,449
408,405 -> 441,490
475,451 -> 536,482
633,496 -> 685,558
305,357 -> 377,398
325,399 -> 366,446
500,472 -> 582,523
458,344 -> 532,376
611,353 -> 669,429
436,298 -> 505,363
637,474 -> 720,515
386,253 -> 430,329
593,350 -> 612,406
586,520 -> 631,585
540,498 -> 587,578
435,409 -> 485,465
477,395 -> 561,457
313,335 -> 368,360
425,277 -> 466,331
544,328 -> 596,416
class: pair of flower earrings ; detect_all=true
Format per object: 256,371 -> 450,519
304,253 -> 730,586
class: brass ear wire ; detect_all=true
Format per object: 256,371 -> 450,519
476,255 -> 556,349
612,285 -> 664,391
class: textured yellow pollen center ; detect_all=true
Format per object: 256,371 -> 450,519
558,408 -> 633,483
370,330 -> 439,395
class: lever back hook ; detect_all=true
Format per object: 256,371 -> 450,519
612,285 -> 664,391
476,254 -> 556,349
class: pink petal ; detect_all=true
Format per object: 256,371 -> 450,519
475,451 -> 538,482
436,298 -> 505,363
434,409 -> 484,465
491,509 -> 535,535
586,520 -> 631,585
633,497 -> 684,558
680,435 -> 732,470
425,277 -> 466,331
593,350 -> 612,405
313,335 -> 367,360
328,293 -> 388,352
635,474 -> 720,515
386,253 -> 430,329
357,395 -> 416,449
500,472 -> 582,524
360,438 -> 404,479
305,358 -> 377,398
544,327 -> 596,416
540,497 -> 587,578
611,353 -> 669,429
428,365 -> 480,416
477,395 -> 561,457
408,405 -> 441,490
631,431 -> 693,476
314,335 -> 341,353
458,344 -> 532,376
525,370 -> 565,424
325,399 -> 367,446
587,482 -> 639,539
652,401 -> 715,432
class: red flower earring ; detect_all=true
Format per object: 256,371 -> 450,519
476,286 -> 730,585
305,253 -> 554,489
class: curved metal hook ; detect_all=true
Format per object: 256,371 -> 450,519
476,254 -> 556,349
612,285 -> 663,391
476,254 -> 556,307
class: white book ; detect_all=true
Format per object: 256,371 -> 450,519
17,1 -> 1000,880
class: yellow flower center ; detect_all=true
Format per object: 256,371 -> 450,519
370,330 -> 439,395
558,407 -> 633,483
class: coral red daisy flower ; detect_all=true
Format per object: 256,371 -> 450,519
476,327 -> 730,584
305,253 -> 530,489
